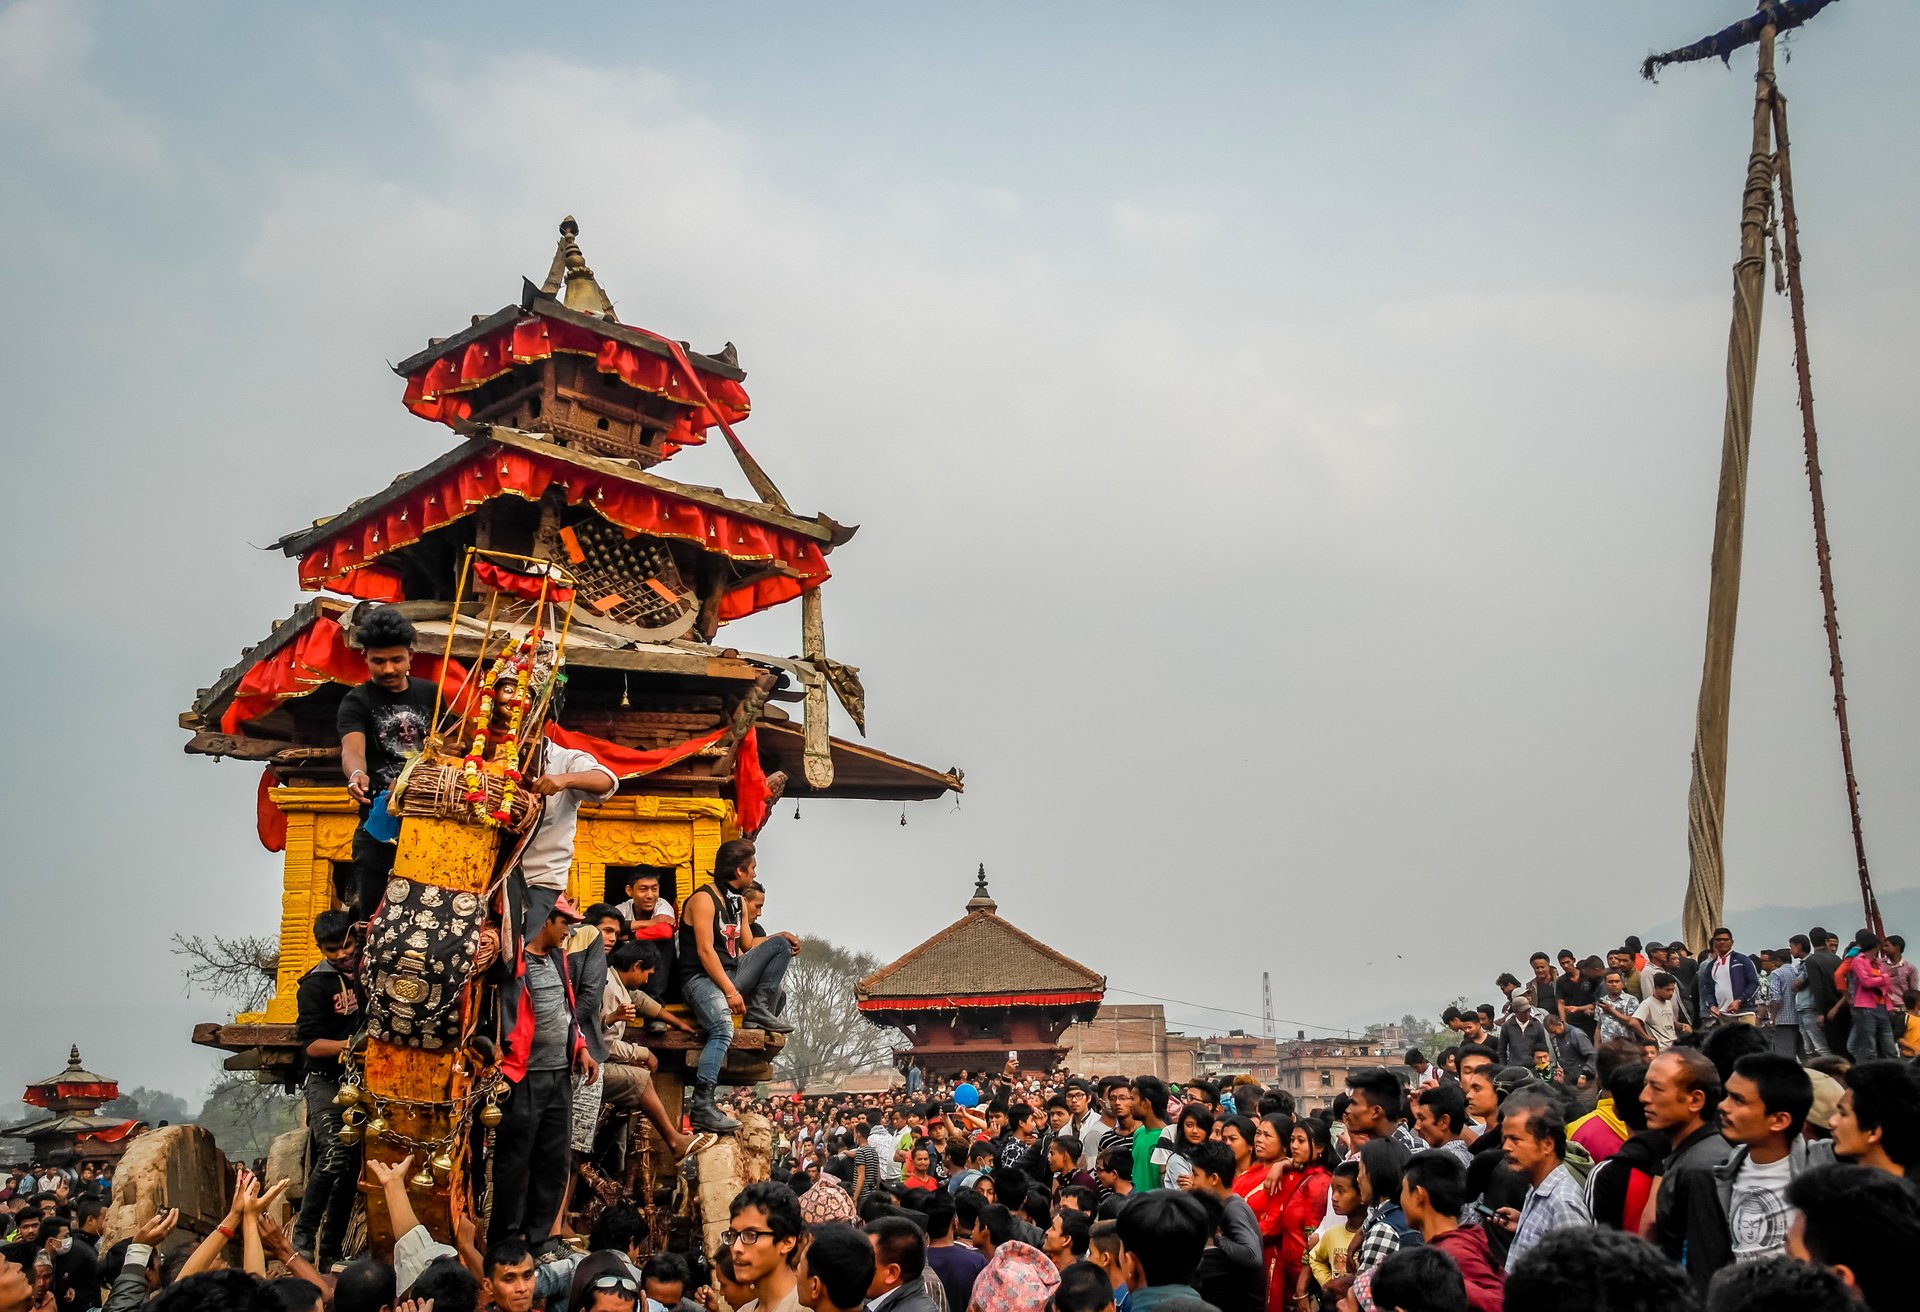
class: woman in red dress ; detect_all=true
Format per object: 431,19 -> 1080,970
1272,1120 -> 1333,1311
1223,1115 -> 1264,1201
1243,1113 -> 1295,1309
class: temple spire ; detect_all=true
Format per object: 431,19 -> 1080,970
965,864 -> 996,914
539,216 -> 618,321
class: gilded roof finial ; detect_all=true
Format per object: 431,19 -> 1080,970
965,864 -> 997,914
539,216 -> 618,321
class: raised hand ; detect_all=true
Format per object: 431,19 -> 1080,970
132,1208 -> 180,1246
367,1155 -> 414,1190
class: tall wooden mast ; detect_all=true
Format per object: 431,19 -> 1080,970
1643,0 -> 1853,947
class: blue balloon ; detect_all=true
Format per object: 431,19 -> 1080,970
953,1082 -> 979,1108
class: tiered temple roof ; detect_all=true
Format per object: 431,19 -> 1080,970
857,869 -> 1106,1014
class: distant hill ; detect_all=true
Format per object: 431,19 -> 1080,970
1644,886 -> 1920,949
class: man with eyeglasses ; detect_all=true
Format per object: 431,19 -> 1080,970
726,1181 -> 804,1312
1065,1080 -> 1111,1174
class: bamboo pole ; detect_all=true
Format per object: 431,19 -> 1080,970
1682,24 -> 1776,952
1768,92 -> 1884,940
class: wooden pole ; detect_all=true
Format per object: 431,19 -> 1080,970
1769,92 -> 1884,940
1681,24 -> 1776,952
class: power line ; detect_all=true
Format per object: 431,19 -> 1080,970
1102,986 -> 1362,1038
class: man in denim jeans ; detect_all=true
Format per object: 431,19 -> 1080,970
678,838 -> 799,1133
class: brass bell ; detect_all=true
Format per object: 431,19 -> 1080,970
410,1162 -> 437,1190
341,1107 -> 366,1128
337,1120 -> 363,1147
478,1097 -> 503,1129
332,1084 -> 361,1108
430,1149 -> 456,1177
364,1115 -> 389,1140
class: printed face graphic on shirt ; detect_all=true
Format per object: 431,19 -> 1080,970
370,702 -> 429,788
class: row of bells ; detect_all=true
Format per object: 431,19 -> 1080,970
333,1082 -> 503,1188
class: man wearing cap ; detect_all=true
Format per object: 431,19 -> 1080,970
492,896 -> 600,1251
1496,996 -> 1549,1071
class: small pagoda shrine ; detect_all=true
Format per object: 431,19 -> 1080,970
181,217 -> 962,1076
856,868 -> 1106,1078
1,1047 -> 144,1167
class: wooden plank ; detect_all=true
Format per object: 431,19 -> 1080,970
193,1022 -> 300,1051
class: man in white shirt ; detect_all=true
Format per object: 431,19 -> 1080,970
516,741 -> 618,935
867,1110 -> 902,1185
616,868 -> 677,934
1634,973 -> 1690,1049
1062,1080 -> 1111,1173
1713,1053 -> 1830,1274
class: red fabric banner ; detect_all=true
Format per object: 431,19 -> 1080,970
218,616 -> 468,736
76,1121 -> 140,1143
24,1084 -> 120,1109
544,722 -> 725,780
734,725 -> 769,835
473,559 -> 576,604
544,722 -> 769,831
296,445 -> 828,623
257,768 -> 288,853
856,991 -> 1107,1012
401,316 -> 751,451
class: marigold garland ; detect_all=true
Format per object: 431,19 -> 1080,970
463,626 -> 544,826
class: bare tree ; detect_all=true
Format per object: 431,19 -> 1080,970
195,1069 -> 301,1163
774,937 -> 904,1092
172,932 -> 280,1014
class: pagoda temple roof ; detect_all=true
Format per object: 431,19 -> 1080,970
392,279 -> 746,386
270,427 -> 851,619
274,426 -> 851,559
856,871 -> 1106,1010
27,1047 -> 114,1095
1,1112 -> 140,1141
181,599 -> 963,802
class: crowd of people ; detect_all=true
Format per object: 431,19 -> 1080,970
4,922 -> 1918,1312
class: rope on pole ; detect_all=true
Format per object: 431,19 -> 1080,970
1682,25 -> 1778,952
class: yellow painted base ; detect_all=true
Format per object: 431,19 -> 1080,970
254,788 -> 737,1025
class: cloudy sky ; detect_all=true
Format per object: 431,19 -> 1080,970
3,0 -> 1917,1107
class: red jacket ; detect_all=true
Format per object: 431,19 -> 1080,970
499,942 -> 587,1082
1428,1225 -> 1503,1312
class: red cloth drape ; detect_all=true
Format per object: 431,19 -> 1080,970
401,315 -> 750,451
218,616 -> 468,735
24,1085 -> 119,1109
473,559 -> 576,604
734,725 -> 769,834
296,444 -> 828,623
544,722 -> 725,780
544,722 -> 769,831
257,768 -> 288,852
75,1121 -> 140,1143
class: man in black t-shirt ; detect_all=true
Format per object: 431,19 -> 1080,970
1803,927 -> 1847,1055
336,606 -> 438,921
291,909 -> 364,1270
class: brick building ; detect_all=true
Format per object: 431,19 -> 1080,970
1057,1005 -> 1201,1084
1270,1033 -> 1398,1114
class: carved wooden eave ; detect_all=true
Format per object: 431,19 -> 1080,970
272,426 -> 855,561
392,280 -> 745,386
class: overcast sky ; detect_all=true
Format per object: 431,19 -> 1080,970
3,0 -> 1917,1107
